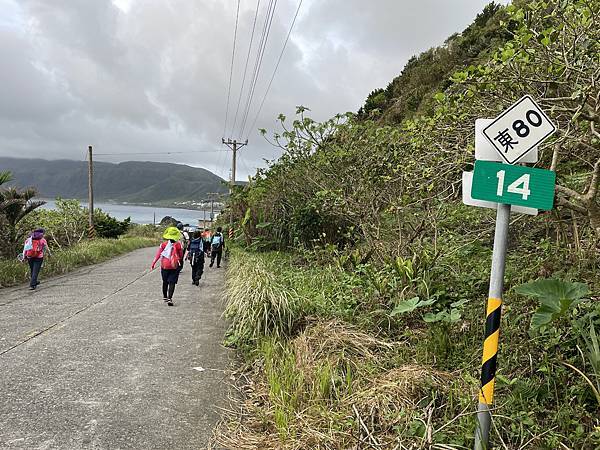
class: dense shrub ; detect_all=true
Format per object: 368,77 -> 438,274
93,210 -> 130,238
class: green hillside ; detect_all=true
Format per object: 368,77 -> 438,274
0,157 -> 228,205
218,1 -> 600,448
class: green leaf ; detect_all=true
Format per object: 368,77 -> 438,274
391,297 -> 421,316
418,298 -> 437,308
423,311 -> 445,323
516,279 -> 589,331
515,279 -> 589,303
449,308 -> 461,322
255,222 -> 272,229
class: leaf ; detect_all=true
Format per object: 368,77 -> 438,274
391,297 -> 421,316
418,298 -> 437,308
449,309 -> 461,322
423,311 -> 445,323
530,303 -> 559,330
450,298 -> 470,308
256,222 -> 272,229
518,279 -> 589,331
515,279 -> 589,303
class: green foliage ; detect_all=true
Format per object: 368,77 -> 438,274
20,199 -> 87,248
390,296 -> 432,315
0,181 -> 45,257
515,279 -> 590,330
93,209 -> 131,238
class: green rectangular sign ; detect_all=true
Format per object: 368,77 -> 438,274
472,160 -> 555,210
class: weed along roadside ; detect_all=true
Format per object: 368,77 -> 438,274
215,1 -> 600,448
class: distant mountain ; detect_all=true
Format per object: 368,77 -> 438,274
0,157 -> 228,206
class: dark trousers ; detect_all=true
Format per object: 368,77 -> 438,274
162,282 -> 176,299
210,250 -> 222,267
28,258 -> 43,287
190,253 -> 204,283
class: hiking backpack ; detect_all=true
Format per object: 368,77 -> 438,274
189,238 -> 203,254
211,233 -> 223,251
25,239 -> 44,259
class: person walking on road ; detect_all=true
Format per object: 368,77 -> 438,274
22,228 -> 50,290
209,226 -> 225,268
201,227 -> 212,258
177,222 -> 189,272
187,230 -> 205,286
151,227 -> 184,306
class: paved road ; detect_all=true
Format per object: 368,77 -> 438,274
0,247 -> 231,449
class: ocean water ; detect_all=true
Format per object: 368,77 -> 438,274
39,199 -> 218,225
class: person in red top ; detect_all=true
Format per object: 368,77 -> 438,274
23,228 -> 51,290
151,227 -> 184,306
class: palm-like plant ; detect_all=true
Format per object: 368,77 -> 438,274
0,171 -> 12,186
0,182 -> 46,257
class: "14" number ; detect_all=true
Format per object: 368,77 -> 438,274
496,170 -> 531,200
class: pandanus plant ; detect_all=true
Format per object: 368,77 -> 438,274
0,172 -> 46,257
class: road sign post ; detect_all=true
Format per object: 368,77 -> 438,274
474,202 -> 510,450
470,96 -> 556,450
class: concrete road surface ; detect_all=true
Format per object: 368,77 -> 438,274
0,247 -> 231,449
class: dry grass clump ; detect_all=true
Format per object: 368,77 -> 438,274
342,366 -> 452,448
214,319 -> 453,449
292,319 -> 396,374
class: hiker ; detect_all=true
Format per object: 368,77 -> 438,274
201,227 -> 212,257
177,222 -> 189,270
151,226 -> 184,306
22,228 -> 50,290
187,230 -> 205,286
209,226 -> 225,268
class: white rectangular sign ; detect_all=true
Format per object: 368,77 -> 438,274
462,171 -> 538,215
483,95 -> 556,164
475,119 -> 537,163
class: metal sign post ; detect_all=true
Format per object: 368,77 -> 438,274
474,203 -> 509,450
468,96 -> 556,450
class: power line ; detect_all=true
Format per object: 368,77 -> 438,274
246,0 -> 303,140
222,0 -> 242,138
237,0 -> 278,138
94,150 -> 229,156
239,0 -> 277,137
230,0 -> 261,138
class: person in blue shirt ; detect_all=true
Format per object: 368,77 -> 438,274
209,227 -> 225,268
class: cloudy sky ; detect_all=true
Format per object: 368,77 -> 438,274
0,0 -> 502,180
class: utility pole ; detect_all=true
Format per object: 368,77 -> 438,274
222,138 -> 248,194
87,145 -> 95,239
222,138 -> 247,239
207,192 -> 219,223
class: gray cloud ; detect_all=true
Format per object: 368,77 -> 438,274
0,0 -> 503,180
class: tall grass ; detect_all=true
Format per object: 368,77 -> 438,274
224,250 -> 307,344
0,236 -> 156,288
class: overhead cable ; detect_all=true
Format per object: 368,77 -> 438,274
238,0 -> 278,137
222,0 -> 242,138
246,0 -> 303,140
231,0 -> 262,138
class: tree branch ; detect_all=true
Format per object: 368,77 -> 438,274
556,184 -> 584,202
557,196 -> 588,214
583,158 -> 600,201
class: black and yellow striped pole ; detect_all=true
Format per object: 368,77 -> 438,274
474,202 -> 510,450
